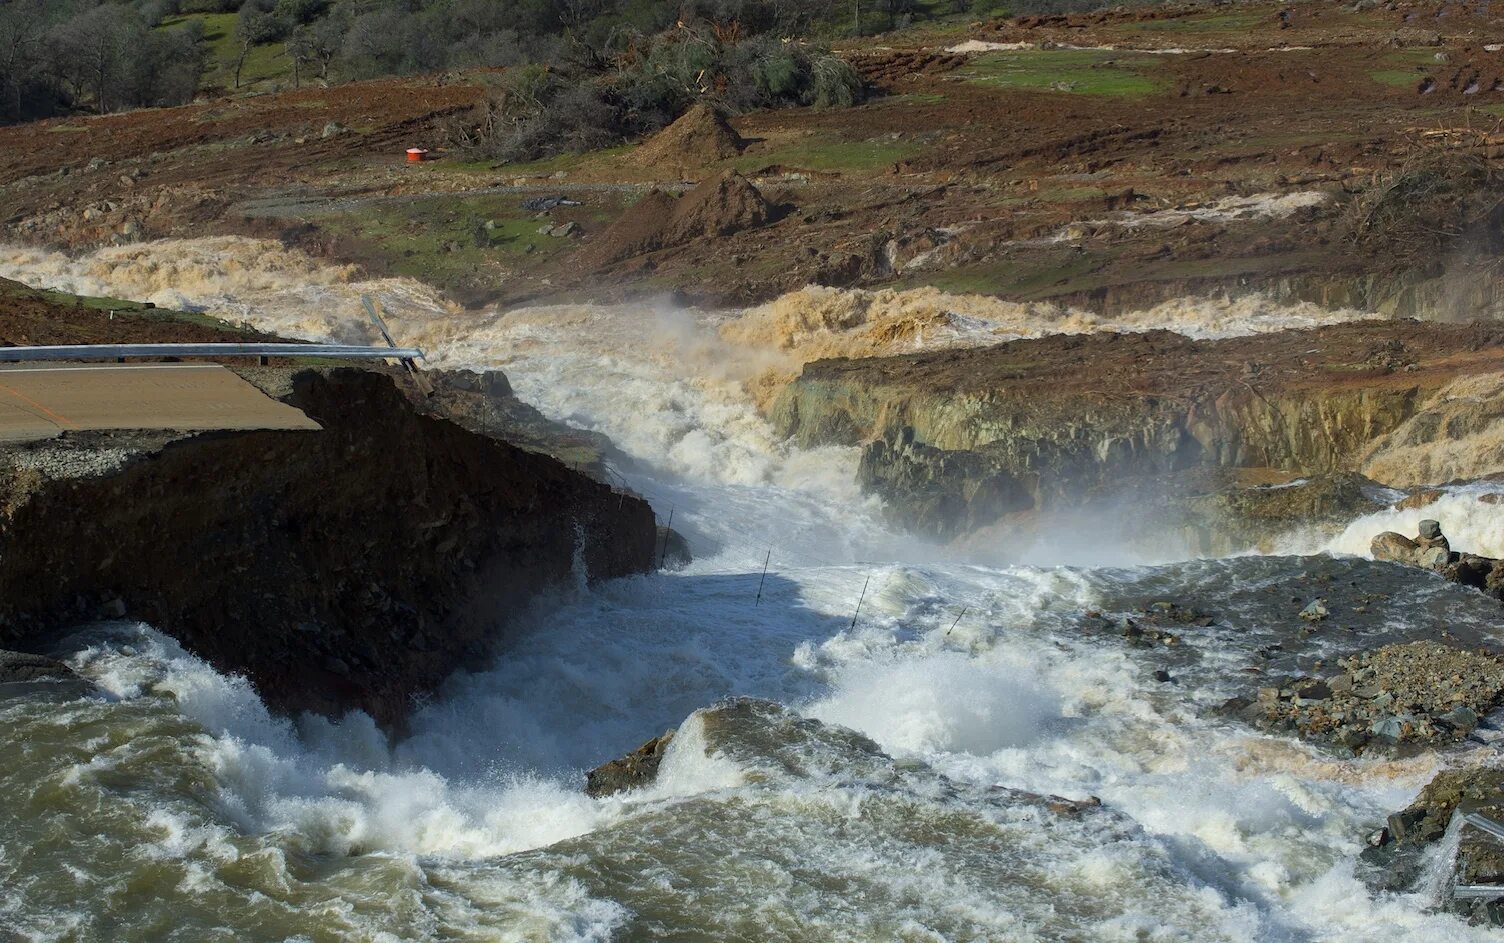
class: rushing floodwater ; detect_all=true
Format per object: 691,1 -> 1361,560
4,242 -> 1504,942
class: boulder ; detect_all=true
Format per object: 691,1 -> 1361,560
586,730 -> 676,797
1371,530 -> 1421,564
1373,520 -> 1472,578
0,650 -> 78,683
1370,522 -> 1504,599
1299,598 -> 1328,621
1418,545 -> 1451,569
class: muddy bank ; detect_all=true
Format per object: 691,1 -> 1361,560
0,368 -> 657,725
771,321 -> 1504,541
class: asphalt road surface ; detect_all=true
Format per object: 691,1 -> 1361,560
0,363 -> 320,442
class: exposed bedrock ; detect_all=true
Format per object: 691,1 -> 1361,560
0,368 -> 658,725
770,322 -> 1504,541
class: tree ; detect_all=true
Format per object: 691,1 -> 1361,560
49,4 -> 140,114
126,21 -> 207,107
284,24 -> 315,88
234,1 -> 287,89
0,0 -> 48,120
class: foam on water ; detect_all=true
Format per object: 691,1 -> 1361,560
1280,483 -> 1504,559
0,237 -> 456,343
0,237 -> 1497,940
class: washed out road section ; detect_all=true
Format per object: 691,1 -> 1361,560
0,363 -> 319,441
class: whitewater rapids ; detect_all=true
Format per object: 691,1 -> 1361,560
2,239 -> 1504,941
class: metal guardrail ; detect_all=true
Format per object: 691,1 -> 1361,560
1454,885 -> 1504,900
1451,812 -> 1504,902
0,343 -> 425,362
1462,812 -> 1504,843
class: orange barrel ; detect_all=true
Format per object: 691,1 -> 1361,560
406,148 -> 428,162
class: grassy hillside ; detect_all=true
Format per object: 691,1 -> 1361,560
160,12 -> 293,93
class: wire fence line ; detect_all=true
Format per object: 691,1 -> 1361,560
597,460 -> 939,631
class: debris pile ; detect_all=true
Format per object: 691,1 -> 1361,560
580,172 -> 772,267
1223,640 -> 1504,752
632,103 -> 746,173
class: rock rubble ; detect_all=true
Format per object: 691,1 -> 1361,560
1223,640 -> 1504,752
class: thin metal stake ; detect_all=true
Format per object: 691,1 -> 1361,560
849,574 -> 871,631
945,606 -> 968,637
754,549 -> 771,605
659,507 -> 674,568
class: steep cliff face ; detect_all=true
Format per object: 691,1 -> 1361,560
0,368 -> 657,725
770,323 -> 1504,540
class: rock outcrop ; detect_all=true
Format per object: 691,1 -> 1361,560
0,367 -> 658,725
424,367 -> 613,475
1175,470 -> 1381,554
0,649 -> 94,699
770,322 -> 1504,541
0,650 -> 81,683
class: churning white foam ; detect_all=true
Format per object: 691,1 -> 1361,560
1280,484 -> 1504,559
0,237 -> 457,343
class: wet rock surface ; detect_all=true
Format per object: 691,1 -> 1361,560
655,527 -> 692,569
586,730 -> 676,797
1223,641 -> 1504,753
586,698 -> 1110,817
1372,521 -> 1504,600
0,650 -> 80,684
0,649 -> 95,699
1364,766 -> 1504,923
424,367 -> 614,475
1167,469 -> 1382,555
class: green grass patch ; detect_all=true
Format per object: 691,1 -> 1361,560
308,193 -> 619,290
1371,69 -> 1423,88
1124,10 -> 1266,33
907,250 -> 1312,300
0,280 -> 258,337
733,135 -> 921,173
1369,49 -> 1436,89
160,12 -> 291,91
474,144 -> 639,177
906,250 -> 1104,298
1035,185 -> 1109,203
959,49 -> 1163,97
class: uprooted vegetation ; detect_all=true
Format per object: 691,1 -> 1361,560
1341,150 -> 1504,272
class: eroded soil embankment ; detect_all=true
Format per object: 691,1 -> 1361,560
770,321 -> 1504,540
0,368 -> 657,725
